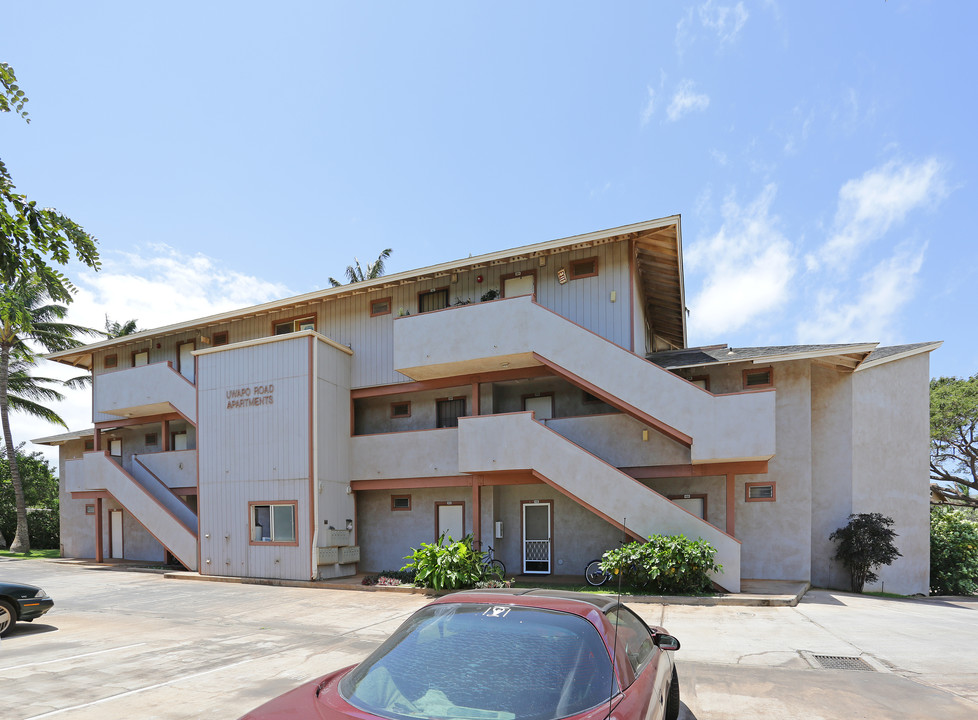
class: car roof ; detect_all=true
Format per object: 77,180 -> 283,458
431,588 -> 621,615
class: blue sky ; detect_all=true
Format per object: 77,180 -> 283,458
5,1 -> 976,458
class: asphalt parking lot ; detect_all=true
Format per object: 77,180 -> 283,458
2,558 -> 977,720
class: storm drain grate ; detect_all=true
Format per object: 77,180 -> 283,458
810,655 -> 875,672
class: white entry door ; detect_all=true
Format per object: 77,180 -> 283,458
178,341 -> 195,383
504,274 -> 535,297
523,395 -> 554,420
671,495 -> 706,519
109,510 -> 124,559
522,501 -> 551,574
437,503 -> 464,542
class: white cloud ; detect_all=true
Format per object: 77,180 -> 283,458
698,1 -> 749,44
816,157 -> 946,269
640,86 -> 656,126
685,184 -> 796,336
796,242 -> 926,343
675,8 -> 695,60
19,245 -> 291,468
667,80 -> 710,122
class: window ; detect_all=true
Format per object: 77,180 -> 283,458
84,439 -> 95,451
132,349 -> 149,367
109,439 -> 122,457
743,367 -> 773,389
390,401 -> 411,419
250,502 -> 298,544
605,606 -> 655,675
691,374 -> 711,391
436,397 -> 466,428
569,256 -> 599,280
391,495 -> 412,511
746,482 -> 776,502
144,433 -> 158,446
418,288 -> 449,313
273,315 -> 316,335
212,331 -> 229,346
85,504 -> 96,515
582,390 -> 601,404
370,297 -> 392,317
104,354 -> 118,369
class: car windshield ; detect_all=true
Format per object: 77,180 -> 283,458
339,603 -> 617,720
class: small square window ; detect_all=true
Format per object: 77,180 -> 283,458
104,354 -> 118,369
144,433 -> 158,446
390,401 -> 411,419
85,504 -> 96,515
84,439 -> 95,451
370,297 -> 392,317
569,256 -> 599,280
391,495 -> 412,511
743,367 -> 773,389
213,331 -> 229,346
250,502 -> 297,543
746,483 -> 776,502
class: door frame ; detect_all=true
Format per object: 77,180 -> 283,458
520,499 -> 553,574
667,493 -> 708,522
501,269 -> 537,298
434,501 -> 465,542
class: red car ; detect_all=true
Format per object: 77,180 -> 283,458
240,588 -> 682,720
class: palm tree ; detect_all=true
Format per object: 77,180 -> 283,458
329,249 -> 393,287
104,316 -> 139,338
0,278 -> 100,553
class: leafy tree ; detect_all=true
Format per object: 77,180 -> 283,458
830,513 -> 902,593
328,248 -> 392,287
0,445 -> 60,550
930,506 -> 978,596
931,375 -> 978,507
104,315 -> 139,338
1,62 -> 100,304
1,278 -> 99,553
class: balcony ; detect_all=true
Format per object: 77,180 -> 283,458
94,362 -> 196,423
393,296 -> 775,464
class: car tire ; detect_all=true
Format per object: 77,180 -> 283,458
585,559 -> 609,586
0,599 -> 16,638
664,665 -> 680,720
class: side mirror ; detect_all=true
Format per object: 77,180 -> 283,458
653,633 -> 680,651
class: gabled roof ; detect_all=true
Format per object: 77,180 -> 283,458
47,216 -> 686,369
648,340 -> 941,373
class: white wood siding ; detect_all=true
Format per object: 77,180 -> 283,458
197,336 -> 313,580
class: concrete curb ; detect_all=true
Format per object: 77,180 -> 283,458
162,570 -> 810,607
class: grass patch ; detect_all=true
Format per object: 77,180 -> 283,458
0,548 -> 60,559
862,591 -> 908,599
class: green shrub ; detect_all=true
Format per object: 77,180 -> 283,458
599,534 -> 721,594
830,513 -> 901,593
402,533 -> 487,590
930,506 -> 978,596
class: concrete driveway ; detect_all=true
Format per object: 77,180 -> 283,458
2,558 -> 976,720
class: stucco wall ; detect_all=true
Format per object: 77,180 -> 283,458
58,440 -> 95,559
810,363 -> 854,589
851,354 -> 931,595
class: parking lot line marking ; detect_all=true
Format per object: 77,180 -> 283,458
23,656 -> 259,720
0,643 -> 147,672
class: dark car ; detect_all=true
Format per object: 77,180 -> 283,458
240,588 -> 681,720
0,579 -> 55,637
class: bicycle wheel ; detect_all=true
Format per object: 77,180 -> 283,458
585,559 -> 610,586
487,558 -> 506,578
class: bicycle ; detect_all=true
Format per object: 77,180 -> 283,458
483,545 -> 506,578
584,558 -> 611,586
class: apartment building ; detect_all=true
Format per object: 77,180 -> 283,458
35,216 -> 939,594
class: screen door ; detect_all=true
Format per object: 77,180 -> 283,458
522,501 -> 551,574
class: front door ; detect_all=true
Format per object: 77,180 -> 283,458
109,510 -> 124,559
178,341 -> 195,383
504,273 -> 535,297
436,502 -> 465,542
522,501 -> 552,574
